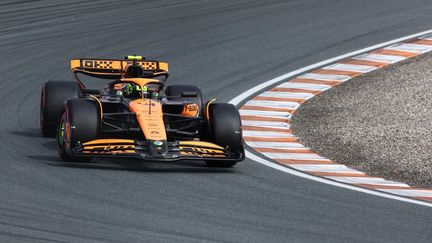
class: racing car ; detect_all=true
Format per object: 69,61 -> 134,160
40,56 -> 244,167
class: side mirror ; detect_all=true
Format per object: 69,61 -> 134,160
181,91 -> 198,98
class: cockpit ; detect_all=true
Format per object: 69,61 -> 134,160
112,81 -> 162,100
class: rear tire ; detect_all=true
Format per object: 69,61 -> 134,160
40,81 -> 82,137
205,103 -> 242,168
57,99 -> 99,162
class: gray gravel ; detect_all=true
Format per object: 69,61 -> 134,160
292,51 -> 432,187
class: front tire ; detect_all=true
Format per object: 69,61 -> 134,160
205,103 -> 243,168
57,99 -> 99,162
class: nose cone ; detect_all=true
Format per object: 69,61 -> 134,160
147,140 -> 168,157
128,99 -> 167,141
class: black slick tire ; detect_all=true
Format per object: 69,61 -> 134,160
40,81 -> 82,137
57,99 -> 99,162
206,103 -> 242,168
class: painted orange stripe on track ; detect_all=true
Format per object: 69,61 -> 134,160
244,137 -> 298,142
310,172 -> 368,177
340,59 -> 387,68
312,69 -> 361,77
289,78 -> 341,86
355,184 -> 411,189
240,115 -> 289,122
254,147 -> 313,153
377,187 -> 432,191
275,159 -> 335,164
372,49 -> 417,58
252,96 -> 306,103
241,125 -> 291,132
270,87 -> 321,94
412,196 -> 432,202
406,39 -> 432,46
241,105 -> 294,113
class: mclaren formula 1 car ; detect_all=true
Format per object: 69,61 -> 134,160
40,56 -> 244,167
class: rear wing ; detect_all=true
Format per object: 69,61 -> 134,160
70,58 -> 169,86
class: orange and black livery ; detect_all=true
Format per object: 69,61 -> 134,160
40,56 -> 244,167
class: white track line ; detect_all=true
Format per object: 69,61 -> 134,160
230,29 -> 432,207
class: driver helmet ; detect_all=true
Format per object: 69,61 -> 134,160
116,83 -> 146,99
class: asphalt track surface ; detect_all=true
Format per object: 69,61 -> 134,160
1,0 -> 432,242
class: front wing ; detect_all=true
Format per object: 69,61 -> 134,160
71,139 -> 245,162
